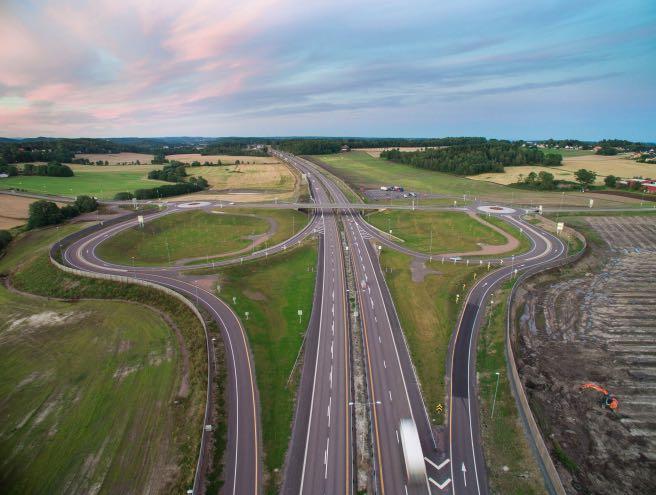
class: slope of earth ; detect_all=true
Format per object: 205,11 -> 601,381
516,216 -> 656,494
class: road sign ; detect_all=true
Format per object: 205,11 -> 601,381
556,222 -> 564,234
435,403 -> 443,413
589,199 -> 594,208
297,309 -> 303,323
245,311 -> 249,320
137,215 -> 144,227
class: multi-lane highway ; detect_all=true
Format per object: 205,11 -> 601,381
52,148 -> 573,495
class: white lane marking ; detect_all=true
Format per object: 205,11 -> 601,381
324,437 -> 330,479
329,367 -> 333,389
331,341 -> 334,360
462,463 -> 467,487
332,304 -> 334,316
396,429 -> 399,443
383,360 -> 387,368
370,297 -> 374,309
429,477 -> 452,490
378,335 -> 381,343
388,390 -> 392,401
425,457 -> 450,470
332,289 -> 334,301
374,315 -> 377,323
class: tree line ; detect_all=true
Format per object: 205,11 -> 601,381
380,143 -> 562,175
0,160 -> 74,177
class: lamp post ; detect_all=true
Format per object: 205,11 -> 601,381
491,371 -> 501,418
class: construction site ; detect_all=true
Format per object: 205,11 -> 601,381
514,215 -> 656,494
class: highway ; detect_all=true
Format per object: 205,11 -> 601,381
280,151 -> 571,495
51,148 -> 575,495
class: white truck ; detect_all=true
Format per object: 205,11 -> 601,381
399,418 -> 426,486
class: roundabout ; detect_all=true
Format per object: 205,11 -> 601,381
477,204 -> 516,215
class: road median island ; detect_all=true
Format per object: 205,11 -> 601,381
194,238 -> 319,495
0,224 -> 209,494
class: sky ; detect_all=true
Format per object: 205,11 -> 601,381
0,0 -> 654,140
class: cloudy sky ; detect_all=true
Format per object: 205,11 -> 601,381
0,0 -> 654,140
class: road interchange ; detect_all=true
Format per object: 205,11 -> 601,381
52,150 -> 573,495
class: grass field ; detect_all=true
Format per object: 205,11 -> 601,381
0,222 -> 206,494
215,242 -> 318,494
315,151 -> 640,207
76,152 -> 154,164
477,282 -> 546,494
365,210 -> 508,254
0,288 -> 180,495
0,164 -> 167,199
96,208 -> 310,266
380,248 -> 483,423
97,210 -> 269,265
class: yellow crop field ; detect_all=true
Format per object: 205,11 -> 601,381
165,153 -> 279,165
468,154 -> 656,185
75,152 -> 154,164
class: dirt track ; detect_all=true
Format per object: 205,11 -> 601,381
516,216 -> 656,494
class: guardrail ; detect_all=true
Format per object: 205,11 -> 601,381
504,230 -> 587,495
48,213 -> 211,495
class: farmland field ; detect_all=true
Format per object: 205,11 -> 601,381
166,153 -> 278,165
468,154 -> 655,186
0,164 -> 167,199
75,152 -> 154,164
0,193 -> 51,229
187,162 -> 295,193
315,151 -> 642,207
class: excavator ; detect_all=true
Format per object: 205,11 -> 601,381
581,383 -> 619,411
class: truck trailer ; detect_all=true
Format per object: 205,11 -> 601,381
399,418 -> 426,486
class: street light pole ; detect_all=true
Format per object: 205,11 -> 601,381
491,371 -> 501,418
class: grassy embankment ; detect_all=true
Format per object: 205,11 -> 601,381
96,208 -> 309,266
314,151 -> 640,208
0,224 -> 207,494
0,164 -> 167,199
212,241 -> 318,494
477,281 -> 546,494
379,248 -> 484,422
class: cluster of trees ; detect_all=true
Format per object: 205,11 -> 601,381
132,176 -> 208,200
27,195 -> 98,229
0,161 -> 75,177
574,169 -> 597,189
147,162 -> 187,182
201,143 -> 267,156
521,171 -> 556,190
276,139 -> 343,155
380,143 -> 562,175
595,147 -> 618,156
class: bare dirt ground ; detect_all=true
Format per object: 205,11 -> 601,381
516,216 -> 656,494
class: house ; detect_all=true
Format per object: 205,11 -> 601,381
643,182 -> 656,193
340,145 -> 350,153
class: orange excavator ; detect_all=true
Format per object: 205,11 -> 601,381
581,383 -> 619,411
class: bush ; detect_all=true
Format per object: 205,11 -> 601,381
0,230 -> 12,251
604,175 -> 618,188
27,200 -> 63,229
134,181 -> 205,200
46,162 -> 74,177
74,195 -> 98,213
114,192 -> 134,200
544,153 -> 563,166
0,165 -> 18,176
60,205 -> 80,219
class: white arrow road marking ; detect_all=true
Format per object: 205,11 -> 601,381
425,457 -> 450,470
462,463 -> 467,487
429,477 -> 452,490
